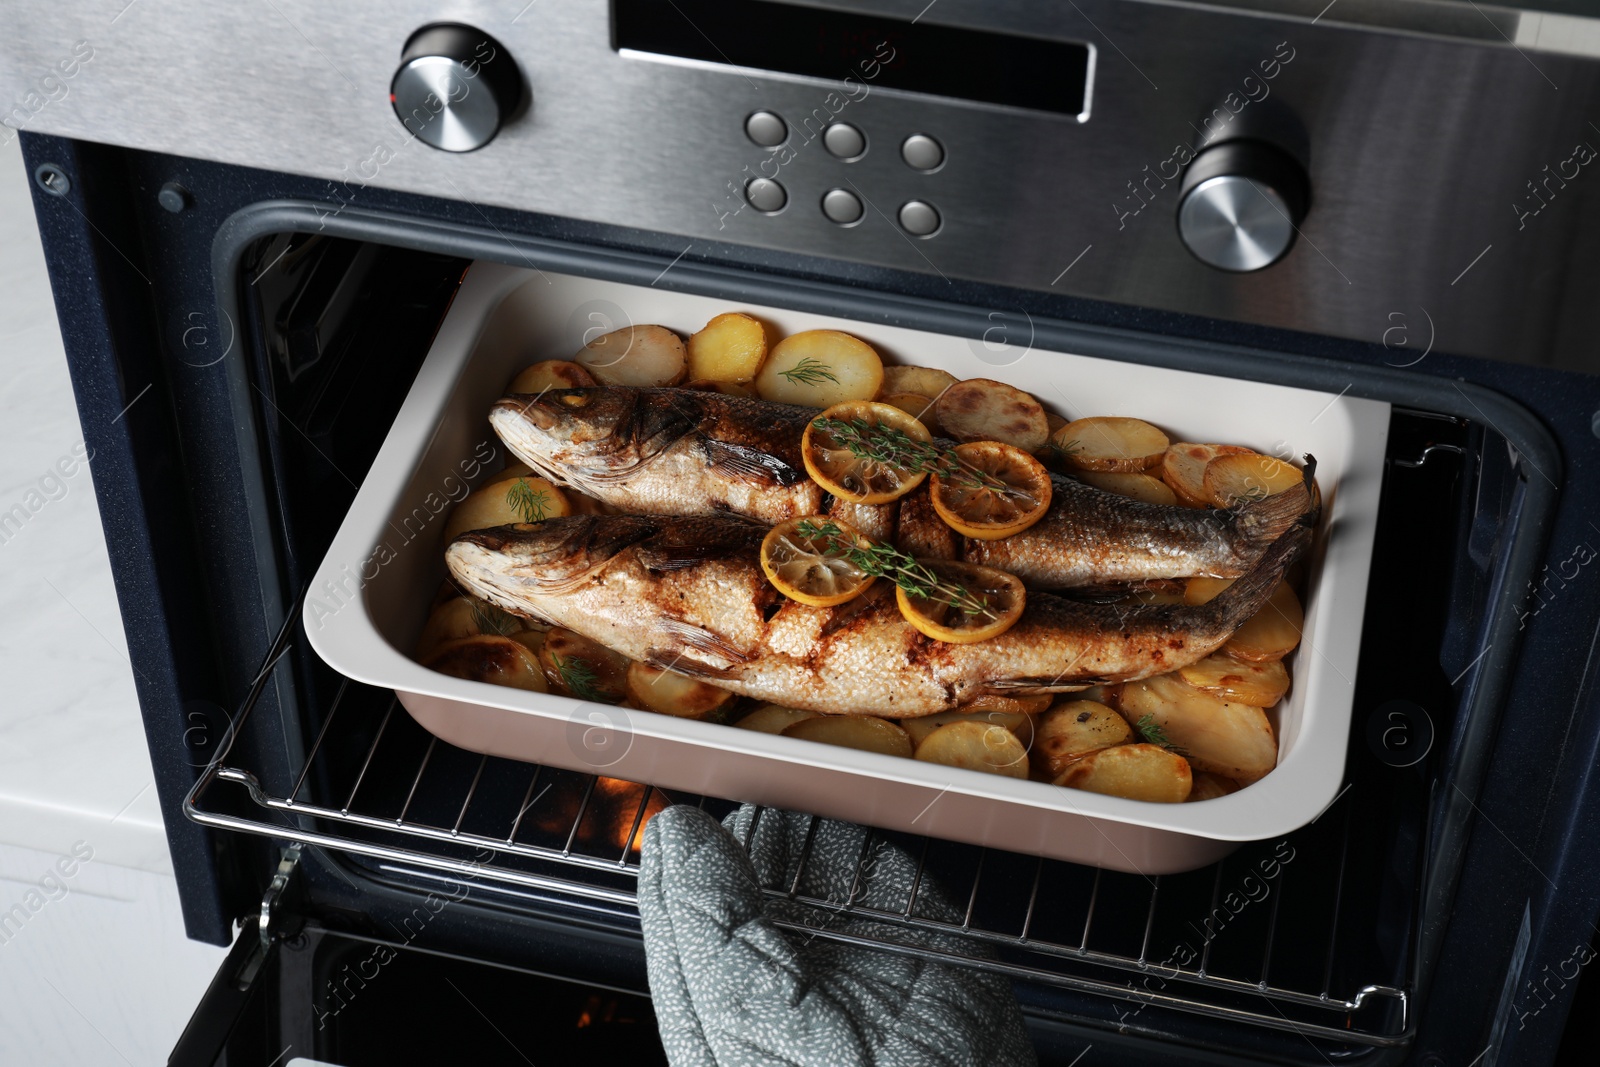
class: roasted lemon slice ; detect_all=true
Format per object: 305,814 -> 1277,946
760,517 -> 876,607
896,559 -> 1025,644
930,441 -> 1053,540
802,401 -> 934,505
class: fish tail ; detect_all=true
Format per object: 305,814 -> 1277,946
1210,521 -> 1311,632
1231,454 -> 1320,548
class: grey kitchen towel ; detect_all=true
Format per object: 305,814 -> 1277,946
638,804 -> 1037,1067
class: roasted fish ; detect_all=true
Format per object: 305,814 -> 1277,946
491,386 -> 1317,588
445,513 -> 1311,719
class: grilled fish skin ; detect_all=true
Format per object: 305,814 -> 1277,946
491,387 -> 1314,588
445,514 -> 1310,719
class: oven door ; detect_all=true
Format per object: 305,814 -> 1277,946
19,132 -> 1600,1067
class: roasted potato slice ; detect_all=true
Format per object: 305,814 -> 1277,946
879,391 -> 942,435
507,359 -> 597,395
417,596 -> 532,661
1053,743 -> 1191,803
879,364 -> 958,401
574,325 -> 687,387
1183,576 -> 1235,605
959,692 -> 1052,716
1052,417 -> 1169,473
934,378 -> 1050,452
564,491 -> 617,516
1033,700 -> 1134,778
537,628 -> 630,703
626,662 -> 736,721
1188,772 -> 1242,802
682,378 -> 759,398
424,635 -> 548,693
734,704 -> 817,734
1074,470 -> 1178,506
1119,673 -> 1278,782
755,330 -> 883,408
1076,683 -> 1123,708
443,476 -> 570,542
687,312 -> 768,383
901,708 -> 1036,749
1179,654 -> 1290,706
1161,443 -> 1252,506
784,715 -> 913,758
1203,453 -> 1312,509
913,720 -> 1029,778
1225,581 -> 1304,662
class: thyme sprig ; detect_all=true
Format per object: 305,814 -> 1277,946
793,519 -> 995,619
780,357 -> 840,386
1136,712 -> 1186,755
505,477 -> 553,523
551,653 -> 609,704
810,417 -> 1012,494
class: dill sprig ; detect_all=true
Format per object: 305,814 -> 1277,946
810,417 -> 1010,494
469,598 -> 523,637
1049,437 -> 1082,463
1136,713 -> 1186,754
780,357 -> 840,386
505,477 -> 552,523
794,519 -> 996,619
551,653 -> 611,704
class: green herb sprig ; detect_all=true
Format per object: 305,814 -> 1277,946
551,653 -> 610,704
469,598 -> 523,637
505,477 -> 553,523
810,417 -> 1012,494
780,357 -> 840,387
793,519 -> 995,620
1136,712 -> 1186,755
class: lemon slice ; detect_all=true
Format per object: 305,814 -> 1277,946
802,401 -> 934,505
760,517 -> 876,607
896,559 -> 1025,644
930,441 -> 1053,540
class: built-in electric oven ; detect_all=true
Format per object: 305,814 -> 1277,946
6,1 -> 1600,1062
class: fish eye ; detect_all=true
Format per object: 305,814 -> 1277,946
559,393 -> 591,408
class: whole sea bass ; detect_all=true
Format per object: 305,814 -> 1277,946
445,513 -> 1311,718
489,386 -> 1317,588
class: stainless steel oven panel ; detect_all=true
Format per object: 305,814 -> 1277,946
4,1 -> 1600,371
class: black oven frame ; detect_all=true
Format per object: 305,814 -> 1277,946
20,128 -> 1600,1065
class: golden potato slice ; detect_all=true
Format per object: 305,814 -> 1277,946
900,708 -> 1036,750
626,662 -> 736,721
1077,683 -> 1123,708
913,720 -> 1029,778
1074,470 -> 1178,507
1052,417 -> 1169,473
1119,674 -> 1277,782
443,476 -> 570,542
424,635 -> 548,693
959,692 -> 1052,716
1053,744 -> 1191,803
498,461 -> 535,482
934,379 -> 1050,452
1225,581 -> 1304,662
1183,576 -> 1235,605
537,628 -> 630,703
1188,772 -> 1242,802
879,364 -> 958,401
734,704 -> 816,734
1203,453 -> 1309,509
879,391 -> 942,435
1161,443 -> 1252,506
574,325 -> 687,387
507,359 -> 597,395
687,312 -> 768,383
416,596 -> 531,661
1179,654 -> 1290,706
755,330 -> 883,408
784,715 -> 913,758
682,378 -> 759,398
564,491 -> 616,516
508,629 -> 546,657
1033,700 -> 1134,778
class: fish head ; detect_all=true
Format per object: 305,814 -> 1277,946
445,515 -> 662,611
489,388 -> 699,489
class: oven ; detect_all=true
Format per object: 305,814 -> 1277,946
6,1 -> 1600,1062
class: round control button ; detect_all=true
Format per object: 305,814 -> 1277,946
821,188 -> 864,225
898,200 -> 941,237
901,134 -> 944,171
391,24 -> 523,153
745,177 -> 787,213
745,111 -> 788,147
823,123 -> 867,160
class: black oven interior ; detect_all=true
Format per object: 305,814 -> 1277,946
170,225 -> 1533,1065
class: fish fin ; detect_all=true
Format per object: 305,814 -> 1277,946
1208,521 -> 1312,632
644,648 -> 742,681
701,438 -> 806,487
982,678 -> 1105,694
657,618 -> 751,665
634,518 -> 765,573
1230,454 -> 1320,545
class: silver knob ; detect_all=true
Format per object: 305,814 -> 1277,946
1176,142 -> 1309,272
392,24 -> 522,153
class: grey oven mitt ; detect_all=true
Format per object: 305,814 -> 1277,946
638,804 -> 1037,1067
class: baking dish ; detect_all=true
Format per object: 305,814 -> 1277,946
304,260 -> 1387,874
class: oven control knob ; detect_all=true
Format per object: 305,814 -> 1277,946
1176,141 -> 1309,272
391,24 -> 522,153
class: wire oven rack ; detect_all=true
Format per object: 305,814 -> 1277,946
187,622 -> 1412,1054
